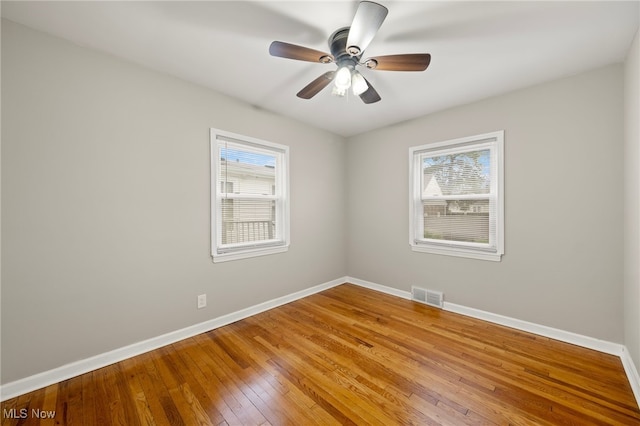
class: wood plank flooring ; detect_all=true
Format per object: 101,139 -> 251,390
2,283 -> 639,425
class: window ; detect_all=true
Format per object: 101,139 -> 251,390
409,131 -> 504,261
210,129 -> 289,262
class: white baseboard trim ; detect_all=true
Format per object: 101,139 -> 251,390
0,277 -> 345,402
345,276 -> 412,300
442,302 -> 623,356
620,346 -> 640,405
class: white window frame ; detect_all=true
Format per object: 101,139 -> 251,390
409,131 -> 504,261
210,129 -> 290,263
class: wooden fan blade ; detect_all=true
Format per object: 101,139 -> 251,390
365,54 -> 431,71
297,71 -> 336,99
346,1 -> 388,55
269,41 -> 333,63
359,77 -> 381,104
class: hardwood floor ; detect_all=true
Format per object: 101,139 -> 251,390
2,283 -> 639,425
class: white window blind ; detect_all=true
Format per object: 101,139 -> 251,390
211,129 -> 289,262
409,131 -> 504,261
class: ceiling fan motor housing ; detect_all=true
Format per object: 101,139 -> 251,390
329,27 -> 361,69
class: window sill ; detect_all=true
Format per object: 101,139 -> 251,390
212,245 -> 289,263
410,244 -> 502,262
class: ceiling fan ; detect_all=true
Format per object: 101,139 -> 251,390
269,1 -> 431,104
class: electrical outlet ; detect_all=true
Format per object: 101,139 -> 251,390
197,294 -> 207,309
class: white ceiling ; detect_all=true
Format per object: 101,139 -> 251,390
2,1 -> 639,137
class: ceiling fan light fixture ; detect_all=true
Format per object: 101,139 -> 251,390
351,71 -> 368,96
331,86 -> 348,97
334,66 -> 352,90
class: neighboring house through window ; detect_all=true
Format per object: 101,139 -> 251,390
409,131 -> 504,261
211,129 -> 290,262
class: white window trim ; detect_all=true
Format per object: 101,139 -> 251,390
210,128 -> 290,263
409,131 -> 504,261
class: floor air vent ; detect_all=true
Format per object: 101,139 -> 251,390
411,286 -> 444,309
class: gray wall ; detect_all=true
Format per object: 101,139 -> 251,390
1,20 -> 347,383
624,29 -> 640,373
2,17 -> 636,387
346,64 -> 624,343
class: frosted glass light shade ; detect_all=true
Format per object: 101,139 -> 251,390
335,67 -> 352,90
351,71 -> 368,95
